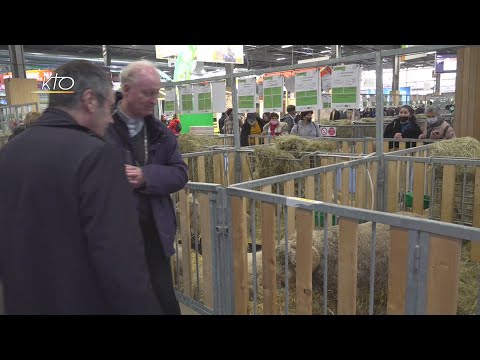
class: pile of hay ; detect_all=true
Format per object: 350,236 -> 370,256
275,221 -> 391,314
429,137 -> 480,225
253,145 -> 305,179
178,134 -> 219,154
253,135 -> 339,179
430,137 -> 480,160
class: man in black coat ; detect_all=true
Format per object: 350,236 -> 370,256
0,60 -> 163,315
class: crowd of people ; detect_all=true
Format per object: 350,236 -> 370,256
0,59 -> 458,315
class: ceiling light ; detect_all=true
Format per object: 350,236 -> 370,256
276,57 -> 286,61
281,45 -> 293,48
320,50 -> 330,54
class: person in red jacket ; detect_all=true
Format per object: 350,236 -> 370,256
167,114 -> 182,137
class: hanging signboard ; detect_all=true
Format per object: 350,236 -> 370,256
263,75 -> 283,113
331,64 -> 361,109
295,69 -> 320,111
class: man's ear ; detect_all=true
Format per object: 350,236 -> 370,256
122,84 -> 130,97
80,89 -> 96,113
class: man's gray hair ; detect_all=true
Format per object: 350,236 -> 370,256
120,60 -> 160,87
426,105 -> 441,116
48,60 -> 112,109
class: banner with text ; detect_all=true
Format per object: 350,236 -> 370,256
295,69 -> 320,111
331,64 -> 361,109
237,77 -> 257,113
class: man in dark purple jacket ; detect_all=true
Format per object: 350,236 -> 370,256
106,60 -> 188,315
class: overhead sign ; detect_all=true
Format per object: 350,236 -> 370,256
331,64 -> 361,109
295,69 -> 320,111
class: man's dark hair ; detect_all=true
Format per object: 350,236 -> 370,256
287,105 -> 296,113
48,60 -> 112,109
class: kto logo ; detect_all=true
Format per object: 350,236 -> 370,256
34,74 -> 75,93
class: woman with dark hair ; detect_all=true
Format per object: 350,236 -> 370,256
384,105 -> 422,149
262,112 -> 270,124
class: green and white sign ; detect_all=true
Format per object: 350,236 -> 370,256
295,69 -> 320,111
237,77 -> 256,113
193,83 -> 212,113
263,75 -> 283,112
180,85 -> 194,114
331,64 -> 361,109
164,87 -> 176,116
322,94 -> 332,109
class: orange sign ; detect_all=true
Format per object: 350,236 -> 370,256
1,69 -> 55,82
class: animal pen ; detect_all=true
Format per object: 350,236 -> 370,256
167,45 -> 480,315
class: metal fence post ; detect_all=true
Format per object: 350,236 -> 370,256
375,51 -> 385,212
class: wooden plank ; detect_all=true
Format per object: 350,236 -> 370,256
197,156 -> 206,183
4,78 -> 39,106
474,48 -> 480,141
261,201 -> 277,315
467,49 -> 478,142
255,137 -> 260,146
337,217 -> 359,315
399,141 -> 406,150
342,141 -> 349,154
356,165 -> 366,209
387,161 -> 398,213
426,163 -> 433,200
295,208 -> 313,315
426,235 -> 462,315
367,140 -> 374,155
284,180 -> 296,237
231,196 -> 248,314
460,48 -> 471,138
413,162 -> 425,215
213,153 -> 224,185
241,153 -> 251,182
455,48 -> 464,136
387,227 -> 409,315
441,165 -> 456,223
262,184 -> 272,194
305,175 -> 315,200
355,141 -> 363,154
384,140 -> 390,154
470,167 -> 480,261
198,193 -> 213,308
341,167 -> 350,206
228,152 -> 236,185
178,189 -> 192,297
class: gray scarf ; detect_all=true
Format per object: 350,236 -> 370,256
117,101 -> 145,137
426,118 -> 444,138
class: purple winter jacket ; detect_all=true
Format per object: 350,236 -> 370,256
106,113 -> 188,257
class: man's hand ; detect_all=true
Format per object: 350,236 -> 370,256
394,132 -> 403,139
125,165 -> 145,189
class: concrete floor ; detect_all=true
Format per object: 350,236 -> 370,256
179,303 -> 200,315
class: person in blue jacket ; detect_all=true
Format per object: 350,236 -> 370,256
106,60 -> 189,315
